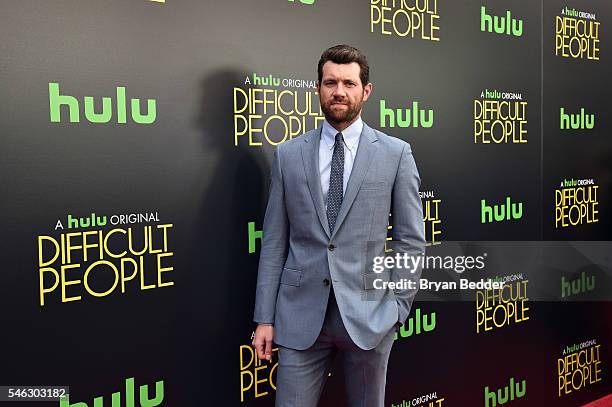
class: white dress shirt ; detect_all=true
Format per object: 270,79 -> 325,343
319,117 -> 363,210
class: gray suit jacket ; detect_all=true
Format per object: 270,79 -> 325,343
253,122 -> 425,350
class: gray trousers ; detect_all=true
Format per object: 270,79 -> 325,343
275,286 -> 396,407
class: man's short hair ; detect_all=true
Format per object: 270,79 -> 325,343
317,44 -> 370,87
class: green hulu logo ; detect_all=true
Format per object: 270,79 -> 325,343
561,272 -> 595,298
49,82 -> 156,124
252,73 -> 280,87
247,221 -> 263,254
560,107 -> 595,129
379,100 -> 434,128
68,213 -> 107,229
485,377 -> 526,406
395,308 -> 436,340
60,377 -> 163,407
288,0 -> 315,4
481,6 -> 523,36
481,197 -> 523,223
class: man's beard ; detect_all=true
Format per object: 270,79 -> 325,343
320,98 -> 363,126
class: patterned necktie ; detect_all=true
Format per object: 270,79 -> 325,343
327,132 -> 344,234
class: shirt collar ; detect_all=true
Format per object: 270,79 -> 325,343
321,116 -> 363,152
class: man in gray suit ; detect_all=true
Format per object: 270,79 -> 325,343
252,44 -> 425,407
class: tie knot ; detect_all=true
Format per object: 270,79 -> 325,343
335,132 -> 344,144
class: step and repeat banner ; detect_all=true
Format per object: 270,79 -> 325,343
0,0 -> 611,406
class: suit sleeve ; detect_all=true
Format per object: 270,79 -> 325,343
253,147 -> 289,324
391,142 -> 426,325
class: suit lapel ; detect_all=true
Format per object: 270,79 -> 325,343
302,127 -> 331,238
301,123 -> 379,241
330,122 -> 378,239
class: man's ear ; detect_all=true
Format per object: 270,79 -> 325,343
363,82 -> 373,102
316,81 -> 320,93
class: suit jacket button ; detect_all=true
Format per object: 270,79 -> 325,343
323,279 -> 330,286
328,244 -> 335,251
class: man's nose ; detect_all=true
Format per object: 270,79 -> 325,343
333,83 -> 346,97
